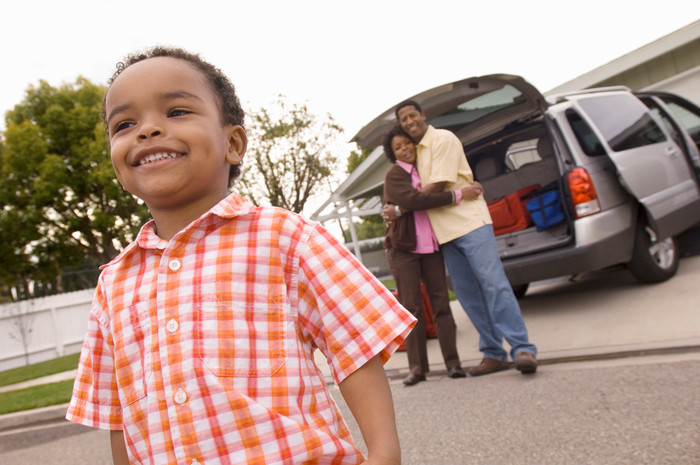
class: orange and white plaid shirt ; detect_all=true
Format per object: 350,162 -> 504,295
66,193 -> 415,465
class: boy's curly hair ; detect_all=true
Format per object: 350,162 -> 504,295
104,46 -> 245,184
382,124 -> 412,163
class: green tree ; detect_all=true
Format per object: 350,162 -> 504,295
343,214 -> 386,243
344,135 -> 390,241
345,146 -> 385,241
0,78 -> 150,301
239,95 -> 345,214
346,147 -> 372,173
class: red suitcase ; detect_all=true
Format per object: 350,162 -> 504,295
393,282 -> 437,351
487,184 -> 540,235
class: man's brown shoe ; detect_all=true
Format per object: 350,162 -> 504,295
468,358 -> 510,376
514,351 -> 538,374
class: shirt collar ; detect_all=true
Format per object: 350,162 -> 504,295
396,160 -> 415,173
416,125 -> 436,147
102,192 -> 255,268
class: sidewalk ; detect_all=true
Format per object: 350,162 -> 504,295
3,255 -> 700,433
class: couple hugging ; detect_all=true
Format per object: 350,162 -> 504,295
382,100 -> 538,386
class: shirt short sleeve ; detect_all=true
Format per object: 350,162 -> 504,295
296,224 -> 415,384
66,286 -> 123,430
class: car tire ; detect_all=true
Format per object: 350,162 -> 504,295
511,283 -> 530,299
628,222 -> 679,283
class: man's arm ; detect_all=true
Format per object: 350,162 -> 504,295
384,167 -> 453,212
111,430 -> 129,465
339,355 -> 401,465
419,181 -> 446,194
383,182 -> 484,222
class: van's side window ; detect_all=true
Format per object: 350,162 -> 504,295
641,98 -> 685,151
566,109 -> 606,157
577,94 -> 666,152
660,98 -> 700,147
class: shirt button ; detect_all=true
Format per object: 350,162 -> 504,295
174,389 -> 187,405
166,319 -> 179,333
168,259 -> 181,271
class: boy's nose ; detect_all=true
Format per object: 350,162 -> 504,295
137,114 -> 165,139
138,128 -> 162,140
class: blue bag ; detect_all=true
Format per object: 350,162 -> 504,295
526,189 -> 565,231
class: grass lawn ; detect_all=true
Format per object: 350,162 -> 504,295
0,280 -> 452,415
0,379 -> 74,415
0,353 -> 80,387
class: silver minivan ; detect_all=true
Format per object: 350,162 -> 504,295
354,75 -> 700,296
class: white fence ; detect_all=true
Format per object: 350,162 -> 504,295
0,289 -> 93,371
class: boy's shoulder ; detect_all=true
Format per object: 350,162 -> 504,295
240,203 -> 319,233
99,233 -> 144,270
216,193 -> 314,227
101,200 -> 321,270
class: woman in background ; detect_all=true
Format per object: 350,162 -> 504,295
382,125 -> 482,385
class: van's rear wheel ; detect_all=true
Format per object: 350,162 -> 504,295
511,283 -> 530,299
628,223 -> 679,283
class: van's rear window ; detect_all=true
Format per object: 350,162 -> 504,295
428,85 -> 524,133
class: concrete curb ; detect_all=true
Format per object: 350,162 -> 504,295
0,403 -> 69,433
3,344 -> 699,434
382,343 -> 700,380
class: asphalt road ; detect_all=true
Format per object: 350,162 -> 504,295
1,225 -> 698,464
1,353 -> 699,465
343,354 -> 700,465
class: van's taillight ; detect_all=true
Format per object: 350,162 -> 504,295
568,167 -> 601,218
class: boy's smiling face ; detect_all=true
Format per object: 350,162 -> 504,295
105,56 -> 245,216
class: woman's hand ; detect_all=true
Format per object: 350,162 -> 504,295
382,203 -> 402,223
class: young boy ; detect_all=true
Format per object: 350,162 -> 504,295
66,46 -> 415,465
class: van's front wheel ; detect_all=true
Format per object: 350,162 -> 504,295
628,223 -> 679,283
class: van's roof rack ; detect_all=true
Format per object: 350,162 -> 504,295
547,86 -> 632,104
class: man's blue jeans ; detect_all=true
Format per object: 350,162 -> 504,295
441,225 -> 537,361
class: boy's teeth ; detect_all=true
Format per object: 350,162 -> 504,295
139,153 -> 180,165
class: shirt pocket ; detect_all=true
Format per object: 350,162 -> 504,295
195,301 -> 288,378
112,301 -> 153,406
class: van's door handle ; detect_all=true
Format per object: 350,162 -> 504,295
665,146 -> 680,157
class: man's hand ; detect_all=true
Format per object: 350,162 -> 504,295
460,181 -> 484,201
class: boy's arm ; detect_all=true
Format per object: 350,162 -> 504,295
111,430 -> 129,465
339,355 -> 401,465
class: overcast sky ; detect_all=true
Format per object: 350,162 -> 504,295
2,1 -> 699,141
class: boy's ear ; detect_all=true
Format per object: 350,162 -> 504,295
225,125 -> 247,166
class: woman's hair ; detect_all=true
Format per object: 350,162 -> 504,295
104,46 -> 245,184
382,124 -> 412,163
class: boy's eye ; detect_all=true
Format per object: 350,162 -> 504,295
113,121 -> 134,134
169,108 -> 190,117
